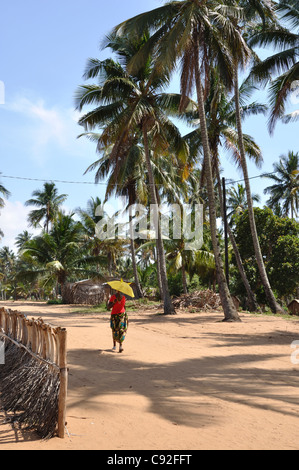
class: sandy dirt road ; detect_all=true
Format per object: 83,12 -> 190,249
1,301 -> 299,450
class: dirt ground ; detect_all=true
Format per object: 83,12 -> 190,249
1,300 -> 299,450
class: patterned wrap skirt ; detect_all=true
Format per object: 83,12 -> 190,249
110,312 -> 128,344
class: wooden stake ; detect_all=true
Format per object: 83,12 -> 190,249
57,328 -> 68,439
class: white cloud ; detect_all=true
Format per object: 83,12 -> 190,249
0,200 -> 38,251
0,201 -> 79,252
5,96 -> 91,166
8,97 -> 67,154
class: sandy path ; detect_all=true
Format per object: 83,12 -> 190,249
1,301 -> 299,450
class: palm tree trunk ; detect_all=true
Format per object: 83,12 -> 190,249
143,126 -> 176,314
194,52 -> 240,322
129,215 -> 143,299
155,246 -> 163,300
181,257 -> 188,295
216,166 -> 260,312
233,67 -> 283,313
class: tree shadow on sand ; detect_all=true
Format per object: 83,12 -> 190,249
67,332 -> 299,429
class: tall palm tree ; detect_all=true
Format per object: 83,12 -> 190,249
76,33 -> 189,314
226,0 -> 284,313
248,0 -> 299,132
25,182 -> 68,233
184,70 -> 263,311
84,139 -> 147,298
113,0 -> 247,321
264,151 -> 299,218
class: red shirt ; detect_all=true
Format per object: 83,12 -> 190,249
109,295 -> 126,315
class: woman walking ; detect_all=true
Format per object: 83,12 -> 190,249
108,291 -> 129,353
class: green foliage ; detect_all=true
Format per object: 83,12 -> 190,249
233,207 -> 299,300
268,234 -> 299,297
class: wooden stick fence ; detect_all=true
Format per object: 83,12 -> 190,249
0,307 -> 67,439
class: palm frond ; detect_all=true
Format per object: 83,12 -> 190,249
268,61 -> 299,133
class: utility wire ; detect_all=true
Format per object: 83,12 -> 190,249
1,171 -> 278,187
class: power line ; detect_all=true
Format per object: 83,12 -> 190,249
1,175 -> 105,185
225,171 -> 278,186
1,171 -> 278,187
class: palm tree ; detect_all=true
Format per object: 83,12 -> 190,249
15,230 -> 33,251
227,183 -> 261,223
248,0 -> 299,132
22,213 -> 104,300
184,79 -> 262,312
264,151 -> 299,218
229,0 -> 284,313
76,196 -> 127,278
84,140 -> 147,298
25,182 -> 68,233
113,1 -> 247,321
0,174 -> 11,208
0,247 -> 16,300
76,33 -> 189,314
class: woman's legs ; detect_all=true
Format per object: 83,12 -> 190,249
112,332 -> 116,349
111,312 -> 127,352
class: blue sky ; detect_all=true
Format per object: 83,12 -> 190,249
0,0 -> 298,249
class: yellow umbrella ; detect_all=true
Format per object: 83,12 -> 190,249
106,279 -> 135,298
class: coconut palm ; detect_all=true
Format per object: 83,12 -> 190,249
264,151 -> 299,218
22,213 -> 105,300
227,183 -> 261,222
183,70 -> 263,311
84,139 -> 147,297
228,0 -> 285,313
25,182 -> 68,233
248,0 -> 299,132
15,230 -> 33,252
76,33 -> 190,314
113,1 -> 251,320
0,247 -> 16,300
184,69 -> 266,179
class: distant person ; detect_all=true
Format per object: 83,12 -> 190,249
108,291 -> 128,353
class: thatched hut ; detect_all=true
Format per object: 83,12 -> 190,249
288,299 -> 299,316
63,280 -> 111,305
63,278 -> 140,305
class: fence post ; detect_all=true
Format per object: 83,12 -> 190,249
57,328 -> 68,438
